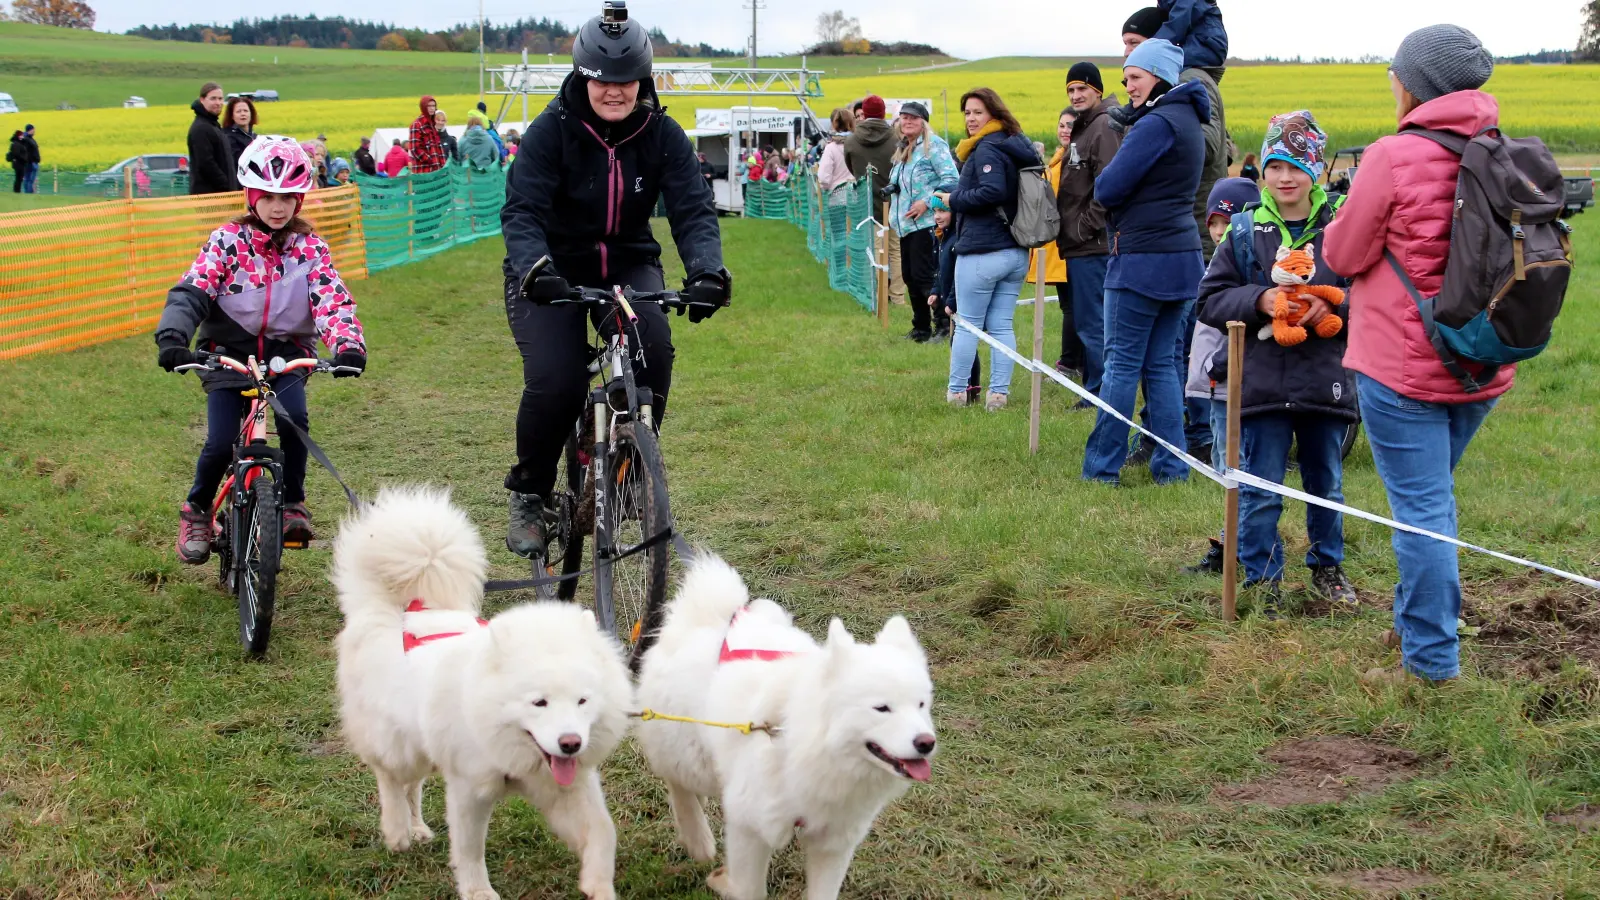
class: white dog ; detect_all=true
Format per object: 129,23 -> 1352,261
331,486 -> 633,900
635,554 -> 936,900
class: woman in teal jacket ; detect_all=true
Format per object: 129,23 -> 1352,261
888,101 -> 959,341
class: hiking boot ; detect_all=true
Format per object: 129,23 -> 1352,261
176,502 -> 212,565
946,390 -> 969,407
1189,442 -> 1214,464
1249,581 -> 1283,620
282,503 -> 315,545
1123,438 -> 1154,470
932,321 -> 952,340
985,392 -> 1008,412
506,491 -> 547,559
1310,564 -> 1359,610
905,328 -> 932,343
1054,360 -> 1082,381
1181,538 -> 1225,575
1379,628 -> 1401,650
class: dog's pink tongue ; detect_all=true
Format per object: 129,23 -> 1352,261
902,758 -> 931,782
548,754 -> 578,786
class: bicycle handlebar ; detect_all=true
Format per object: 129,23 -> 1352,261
520,254 -> 722,322
174,350 -> 359,378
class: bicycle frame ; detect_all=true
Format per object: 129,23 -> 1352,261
589,289 -> 652,629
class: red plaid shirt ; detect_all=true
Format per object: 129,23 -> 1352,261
408,116 -> 447,174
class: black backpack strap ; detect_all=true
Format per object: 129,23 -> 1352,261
1384,250 -> 1497,394
1398,127 -> 1470,156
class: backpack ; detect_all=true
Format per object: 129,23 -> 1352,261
1385,126 -> 1574,393
1003,157 -> 1061,249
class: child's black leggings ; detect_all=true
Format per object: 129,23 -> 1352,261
187,377 -> 310,508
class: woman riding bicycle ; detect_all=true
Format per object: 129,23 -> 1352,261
155,136 -> 366,565
500,0 -> 729,559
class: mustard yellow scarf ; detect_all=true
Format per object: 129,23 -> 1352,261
954,120 -> 1004,162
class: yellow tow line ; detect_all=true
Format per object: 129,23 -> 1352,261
630,708 -> 781,736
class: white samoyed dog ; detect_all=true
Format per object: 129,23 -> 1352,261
331,485 -> 633,900
635,554 -> 936,900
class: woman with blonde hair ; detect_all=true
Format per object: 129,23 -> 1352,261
888,101 -> 959,341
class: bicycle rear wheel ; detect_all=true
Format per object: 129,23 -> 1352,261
537,431 -> 587,602
595,421 -> 671,671
236,476 -> 281,656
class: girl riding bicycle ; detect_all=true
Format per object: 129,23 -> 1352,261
155,135 -> 366,565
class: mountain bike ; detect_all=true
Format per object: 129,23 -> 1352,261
175,351 -> 360,655
519,257 -> 717,670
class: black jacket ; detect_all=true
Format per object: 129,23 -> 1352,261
440,131 -> 459,162
948,130 -> 1038,256
7,135 -> 26,169
1198,189 -> 1357,421
187,100 -> 235,195
353,146 -> 377,176
501,72 -> 722,289
223,125 -> 255,167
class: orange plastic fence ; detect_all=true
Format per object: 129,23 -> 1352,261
0,185 -> 367,362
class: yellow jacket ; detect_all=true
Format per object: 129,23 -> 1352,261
1025,147 -> 1068,285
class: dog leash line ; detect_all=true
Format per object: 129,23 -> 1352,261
630,708 -> 780,736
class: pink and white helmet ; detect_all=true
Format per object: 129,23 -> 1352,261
236,135 -> 315,193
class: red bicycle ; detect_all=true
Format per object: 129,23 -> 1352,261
175,351 -> 359,655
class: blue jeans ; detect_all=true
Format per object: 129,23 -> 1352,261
1238,413 -> 1348,584
1357,373 -> 1497,681
188,377 -> 311,508
948,247 -> 1028,395
22,163 -> 38,194
1082,287 -> 1192,483
1065,255 -> 1108,395
1208,397 -> 1227,471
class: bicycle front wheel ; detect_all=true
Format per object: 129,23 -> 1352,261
236,476 -> 281,656
596,421 -> 671,671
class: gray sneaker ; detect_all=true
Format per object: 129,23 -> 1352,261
1310,564 -> 1359,610
506,491 -> 547,559
176,502 -> 211,565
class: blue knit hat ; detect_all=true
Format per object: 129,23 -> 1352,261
1206,177 -> 1261,221
1124,38 -> 1183,86
1260,110 -> 1328,182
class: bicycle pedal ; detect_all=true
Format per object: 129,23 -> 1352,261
282,540 -> 309,550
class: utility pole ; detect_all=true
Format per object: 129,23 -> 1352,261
478,0 -> 485,99
744,0 -> 765,67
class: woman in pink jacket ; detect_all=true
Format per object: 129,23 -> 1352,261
1323,24 -> 1502,684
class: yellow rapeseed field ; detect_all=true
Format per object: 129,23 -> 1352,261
25,64 -> 1600,172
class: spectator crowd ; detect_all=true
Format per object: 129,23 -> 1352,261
798,4 -> 1517,686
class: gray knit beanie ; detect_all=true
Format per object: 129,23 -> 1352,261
1391,24 -> 1494,104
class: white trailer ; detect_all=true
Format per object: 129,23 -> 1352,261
688,107 -> 809,214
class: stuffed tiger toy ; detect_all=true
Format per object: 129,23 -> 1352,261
1259,245 -> 1345,346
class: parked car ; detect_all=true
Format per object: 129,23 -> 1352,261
0,92 -> 19,115
123,96 -> 148,109
83,154 -> 190,195
1563,175 -> 1594,217
227,89 -> 279,102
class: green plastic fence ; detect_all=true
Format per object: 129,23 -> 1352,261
354,163 -> 507,273
765,168 -> 877,313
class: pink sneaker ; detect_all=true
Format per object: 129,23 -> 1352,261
282,503 -> 315,546
177,503 -> 212,565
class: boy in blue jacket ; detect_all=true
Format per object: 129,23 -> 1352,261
929,200 -> 981,404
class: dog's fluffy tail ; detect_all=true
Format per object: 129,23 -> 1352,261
665,553 -> 751,632
331,485 -> 487,618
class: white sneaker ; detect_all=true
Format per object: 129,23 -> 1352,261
985,392 -> 1008,412
946,391 -> 968,407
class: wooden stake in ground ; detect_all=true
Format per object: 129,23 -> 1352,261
1222,320 -> 1246,622
877,200 -> 890,328
1029,251 -> 1046,454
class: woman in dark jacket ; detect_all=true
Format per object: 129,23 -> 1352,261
222,96 -> 257,166
186,82 -> 235,195
1199,110 -> 1357,614
1082,39 -> 1209,484
7,130 -> 25,193
498,7 -> 729,559
936,87 -> 1037,411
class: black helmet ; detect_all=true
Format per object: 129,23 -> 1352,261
572,1 -> 653,84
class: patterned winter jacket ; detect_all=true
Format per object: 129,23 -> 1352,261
887,133 -> 959,237
156,221 -> 364,392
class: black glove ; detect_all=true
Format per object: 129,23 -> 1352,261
157,342 -> 194,372
522,274 -> 571,304
679,271 -> 730,323
332,350 -> 366,378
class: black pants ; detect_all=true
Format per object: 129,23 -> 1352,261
11,166 -> 23,193
188,376 -> 310,508
901,228 -> 947,334
504,264 -> 675,499
1055,282 -> 1085,370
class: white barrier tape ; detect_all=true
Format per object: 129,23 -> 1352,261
949,318 -> 1600,590
1015,295 -> 1061,306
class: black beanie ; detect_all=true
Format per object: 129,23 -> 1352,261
1122,6 -> 1166,38
1066,62 -> 1104,94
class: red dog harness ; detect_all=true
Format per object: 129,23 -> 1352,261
718,605 -> 809,664
402,599 -> 488,653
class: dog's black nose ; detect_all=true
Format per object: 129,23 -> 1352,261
558,733 -> 583,755
913,733 -> 936,755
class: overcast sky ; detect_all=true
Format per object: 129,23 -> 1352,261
90,1 -> 1582,60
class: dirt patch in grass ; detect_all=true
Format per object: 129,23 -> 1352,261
1213,737 -> 1421,808
1548,804 -> 1600,831
1324,867 -> 1438,896
1468,584 -> 1600,675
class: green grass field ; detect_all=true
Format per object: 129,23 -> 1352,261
2,211 -> 1598,897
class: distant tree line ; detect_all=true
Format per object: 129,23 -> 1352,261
804,40 -> 945,57
124,15 -> 736,56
